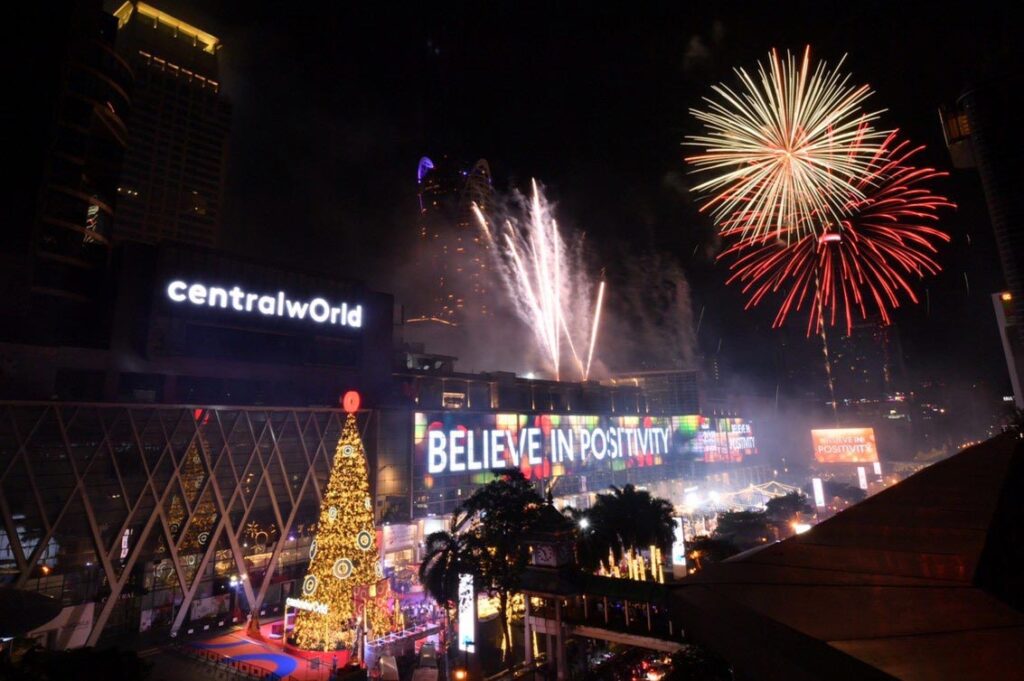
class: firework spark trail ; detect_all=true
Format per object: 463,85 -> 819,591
719,134 -> 955,334
584,280 -> 605,381
686,46 -> 891,243
473,181 -> 605,380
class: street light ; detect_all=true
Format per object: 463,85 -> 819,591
453,670 -> 468,681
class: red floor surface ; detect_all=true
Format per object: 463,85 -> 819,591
189,620 -> 354,681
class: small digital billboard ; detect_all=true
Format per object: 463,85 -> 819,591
673,416 -> 757,462
811,428 -> 879,463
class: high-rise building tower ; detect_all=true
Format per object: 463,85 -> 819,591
112,2 -> 230,248
414,156 -> 494,324
941,76 -> 1024,407
992,291 -> 1023,407
2,0 -> 132,345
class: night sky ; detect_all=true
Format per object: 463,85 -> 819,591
149,1 -> 1019,396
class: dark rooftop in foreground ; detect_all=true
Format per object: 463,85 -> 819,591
670,433 -> 1024,681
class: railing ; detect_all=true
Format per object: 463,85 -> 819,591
483,656 -> 550,681
530,599 -> 683,642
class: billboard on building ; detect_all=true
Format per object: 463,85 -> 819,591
414,412 -> 685,480
671,415 -> 757,463
811,428 -> 879,463
412,412 -> 757,516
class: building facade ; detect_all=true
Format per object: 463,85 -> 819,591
112,2 -> 230,248
4,0 -> 133,347
0,243 -> 765,647
942,76 -> 1024,406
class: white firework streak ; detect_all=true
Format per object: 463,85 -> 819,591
473,181 -> 604,381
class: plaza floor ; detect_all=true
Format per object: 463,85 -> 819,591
184,618 -> 443,680
188,620 -> 353,681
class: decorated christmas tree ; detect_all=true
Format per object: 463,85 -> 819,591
167,425 -> 218,585
292,396 -> 392,650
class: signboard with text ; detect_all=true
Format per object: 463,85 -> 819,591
412,411 -> 758,509
812,428 -> 879,463
415,412 -> 693,481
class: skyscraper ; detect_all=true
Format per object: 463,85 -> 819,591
942,76 -> 1024,406
112,2 -> 230,248
2,0 -> 132,344
414,155 -> 494,324
992,291 -> 1023,407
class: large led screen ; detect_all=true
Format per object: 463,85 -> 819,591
811,428 -> 879,463
671,415 -> 757,462
414,412 -> 683,482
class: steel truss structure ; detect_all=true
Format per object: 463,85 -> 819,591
0,402 -> 368,645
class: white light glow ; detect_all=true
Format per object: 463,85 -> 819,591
458,574 -> 475,653
812,478 -> 826,508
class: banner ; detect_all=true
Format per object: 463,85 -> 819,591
811,428 -> 878,463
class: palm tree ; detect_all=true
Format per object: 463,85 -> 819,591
418,510 -> 474,656
562,506 -> 616,573
457,468 -> 544,672
587,484 -> 677,573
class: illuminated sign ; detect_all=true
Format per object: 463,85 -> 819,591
857,466 -> 868,490
671,519 -> 686,567
811,477 -> 825,508
672,416 -> 757,462
811,428 -> 879,463
418,413 -> 675,476
165,280 -> 363,329
457,573 -> 475,653
286,597 -> 328,615
415,413 -> 755,481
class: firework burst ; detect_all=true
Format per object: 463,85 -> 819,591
686,46 -> 891,242
720,134 -> 955,334
473,181 -> 605,380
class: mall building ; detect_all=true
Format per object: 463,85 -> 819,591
0,243 -> 765,648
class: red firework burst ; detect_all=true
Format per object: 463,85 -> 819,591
720,134 -> 955,335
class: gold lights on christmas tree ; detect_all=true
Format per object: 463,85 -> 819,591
166,415 -> 218,585
292,393 -> 393,650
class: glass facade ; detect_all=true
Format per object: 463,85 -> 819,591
0,403 -> 359,645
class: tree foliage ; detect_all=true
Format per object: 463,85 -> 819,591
418,468 -> 543,670
713,510 -> 774,550
418,510 -> 475,610
666,643 -> 732,681
576,484 -> 676,571
686,535 -> 740,571
823,480 -> 867,504
765,492 -> 812,524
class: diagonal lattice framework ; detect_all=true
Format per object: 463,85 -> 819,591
0,402 -> 371,646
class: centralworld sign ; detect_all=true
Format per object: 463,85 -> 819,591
165,280 -> 363,328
